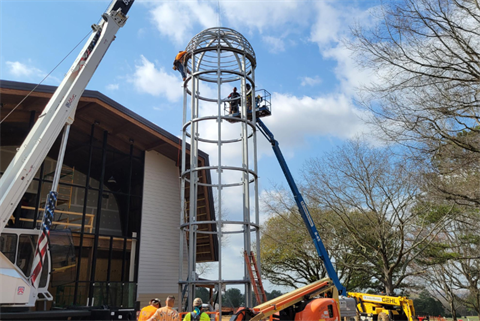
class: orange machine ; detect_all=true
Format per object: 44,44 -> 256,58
230,278 -> 340,321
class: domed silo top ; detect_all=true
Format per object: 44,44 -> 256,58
186,27 -> 256,76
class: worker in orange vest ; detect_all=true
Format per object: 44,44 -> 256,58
139,298 -> 161,321
173,51 -> 189,81
147,295 -> 179,321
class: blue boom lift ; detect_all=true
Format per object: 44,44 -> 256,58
256,118 -> 347,296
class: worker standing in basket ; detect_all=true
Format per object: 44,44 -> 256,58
183,298 -> 210,321
228,87 -> 241,114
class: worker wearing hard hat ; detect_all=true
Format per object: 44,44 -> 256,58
173,51 -> 189,81
139,298 -> 161,321
148,295 -> 179,321
183,298 -> 210,321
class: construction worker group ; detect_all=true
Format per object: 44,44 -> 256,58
138,296 -> 211,321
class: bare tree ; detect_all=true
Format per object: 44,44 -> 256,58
349,0 -> 480,205
302,139 -> 451,295
259,186 -> 364,289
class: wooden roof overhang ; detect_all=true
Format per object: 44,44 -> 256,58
0,80 -> 218,262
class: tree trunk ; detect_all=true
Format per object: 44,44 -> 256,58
450,302 -> 457,321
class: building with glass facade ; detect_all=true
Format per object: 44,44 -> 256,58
0,80 -> 217,311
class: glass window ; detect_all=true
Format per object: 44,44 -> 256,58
130,157 -> 144,197
0,146 -> 18,173
17,192 -> 39,229
127,196 -> 143,237
17,234 -> 38,277
99,192 -> 122,236
0,233 -> 17,264
49,230 -> 76,287
89,147 -> 104,189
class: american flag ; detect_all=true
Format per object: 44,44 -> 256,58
30,191 -> 57,287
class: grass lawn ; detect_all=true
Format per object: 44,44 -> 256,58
445,317 -> 479,321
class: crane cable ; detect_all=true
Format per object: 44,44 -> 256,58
217,0 -> 220,26
0,29 -> 92,125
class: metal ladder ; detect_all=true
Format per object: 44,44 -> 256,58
244,251 -> 267,305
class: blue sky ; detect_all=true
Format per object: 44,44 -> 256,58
1,0 -> 380,292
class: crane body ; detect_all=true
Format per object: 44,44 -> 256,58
0,0 -> 134,308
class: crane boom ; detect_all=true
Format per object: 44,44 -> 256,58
0,0 -> 134,234
0,0 -> 134,307
256,118 -> 347,296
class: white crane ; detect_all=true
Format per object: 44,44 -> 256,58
0,0 -> 134,306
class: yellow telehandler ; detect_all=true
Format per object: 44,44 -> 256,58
348,292 -> 416,321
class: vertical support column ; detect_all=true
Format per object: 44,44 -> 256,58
179,87 -> 188,309
121,142 -> 134,287
216,38 -> 224,315
252,67 -> 262,282
74,122 -> 96,305
187,53 -> 198,310
88,130 -> 108,306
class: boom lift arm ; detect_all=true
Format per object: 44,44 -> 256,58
250,278 -> 338,321
256,118 -> 347,296
256,119 -> 417,321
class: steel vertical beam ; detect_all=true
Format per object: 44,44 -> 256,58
74,122 -> 96,305
88,130 -> 108,306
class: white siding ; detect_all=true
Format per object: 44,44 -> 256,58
138,150 -> 185,299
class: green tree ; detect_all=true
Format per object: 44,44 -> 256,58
266,290 -> 283,301
222,288 -> 244,308
426,213 -> 480,317
413,290 -> 445,316
195,287 -> 210,304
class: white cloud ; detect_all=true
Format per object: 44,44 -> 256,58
130,55 -> 183,102
149,1 -> 217,45
309,1 -> 345,48
307,2 -> 381,95
300,76 -> 322,87
106,83 -> 119,91
258,92 -> 374,158
145,0 -> 309,51
263,36 -> 286,53
323,43 -> 375,95
6,60 -> 44,79
221,1 -> 308,34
